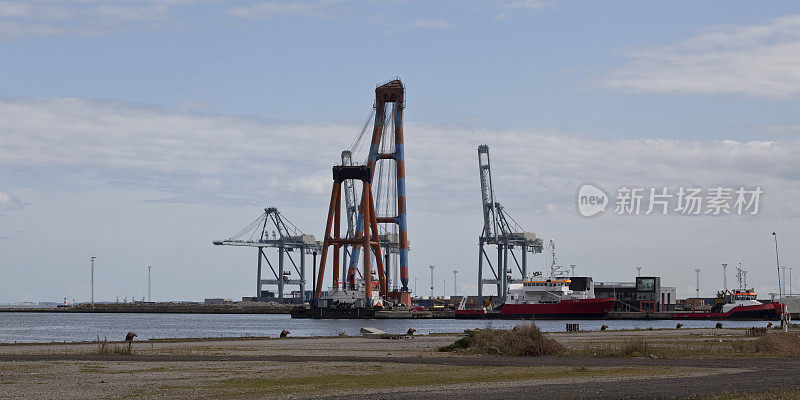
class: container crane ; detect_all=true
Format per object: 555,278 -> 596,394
477,145 -> 544,301
314,79 -> 412,307
213,207 -> 320,303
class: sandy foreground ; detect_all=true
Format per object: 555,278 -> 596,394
1,328 -> 799,399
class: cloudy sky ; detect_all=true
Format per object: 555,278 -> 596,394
2,0 -> 799,303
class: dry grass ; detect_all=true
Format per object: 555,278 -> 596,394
580,338 -> 659,358
439,324 -> 565,357
95,336 -> 133,355
202,365 -> 686,398
577,331 -> 800,359
751,332 -> 800,356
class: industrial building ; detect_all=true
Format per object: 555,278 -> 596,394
595,277 -> 676,312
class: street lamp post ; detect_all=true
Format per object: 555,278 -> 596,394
772,232 -> 788,332
695,268 -> 700,299
90,256 -> 96,307
722,263 -> 728,293
429,266 -> 435,299
453,270 -> 458,297
781,266 -> 787,301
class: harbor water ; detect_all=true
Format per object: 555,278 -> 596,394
0,312 -> 776,343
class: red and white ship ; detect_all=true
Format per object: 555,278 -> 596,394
672,289 -> 785,320
455,251 -> 616,319
455,277 -> 616,319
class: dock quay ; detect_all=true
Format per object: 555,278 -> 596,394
0,302 -> 293,314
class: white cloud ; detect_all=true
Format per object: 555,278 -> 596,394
226,0 -> 339,20
0,2 -> 31,18
0,192 -> 24,215
411,18 -> 451,29
600,14 -> 800,99
1,97 -> 799,217
493,0 -> 551,20
498,0 -> 550,10
0,20 -> 62,39
0,0 -> 186,39
90,4 -> 169,24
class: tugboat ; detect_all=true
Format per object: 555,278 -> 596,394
673,289 -> 784,320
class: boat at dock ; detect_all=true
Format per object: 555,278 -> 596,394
455,263 -> 616,319
454,279 -> 616,319
672,289 -> 785,320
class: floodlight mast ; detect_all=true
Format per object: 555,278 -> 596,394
695,268 -> 700,299
90,256 -> 96,307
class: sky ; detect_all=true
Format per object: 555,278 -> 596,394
1,0 -> 800,303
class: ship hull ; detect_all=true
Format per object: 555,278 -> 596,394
454,298 -> 616,319
672,302 -> 784,320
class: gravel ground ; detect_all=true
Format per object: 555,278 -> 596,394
0,328 -> 798,399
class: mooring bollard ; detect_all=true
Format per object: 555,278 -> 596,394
566,323 -> 579,332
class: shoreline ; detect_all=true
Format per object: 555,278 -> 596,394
0,325 -> 789,346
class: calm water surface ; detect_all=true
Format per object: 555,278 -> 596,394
0,313 -> 776,343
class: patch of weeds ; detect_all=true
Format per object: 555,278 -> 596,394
438,324 -> 565,356
96,335 -> 133,355
581,339 -> 658,358
752,332 -> 800,356
620,339 -> 652,357
437,336 -> 471,352
80,364 -> 105,373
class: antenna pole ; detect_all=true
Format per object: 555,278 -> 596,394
148,265 -> 152,302
90,256 -> 96,307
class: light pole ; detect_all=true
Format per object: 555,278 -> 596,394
429,265 -> 435,299
636,266 -> 642,277
453,270 -> 458,297
781,266 -> 787,300
90,256 -> 96,307
772,232 -> 788,332
695,268 -> 700,299
414,277 -> 418,296
722,263 -> 728,293
570,264 -> 576,277
790,267 -> 793,296
148,265 -> 152,302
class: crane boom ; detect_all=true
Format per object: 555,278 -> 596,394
478,145 -> 499,241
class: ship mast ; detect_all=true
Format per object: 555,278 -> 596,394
549,239 -> 557,280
